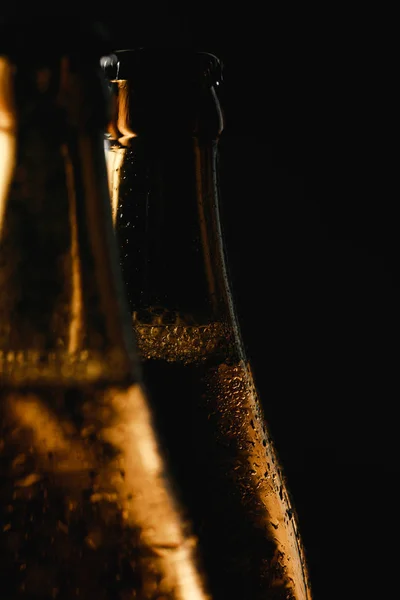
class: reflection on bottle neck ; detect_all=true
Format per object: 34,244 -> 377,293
0,57 -> 17,235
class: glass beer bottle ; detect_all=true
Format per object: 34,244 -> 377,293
0,24 -> 211,600
104,48 -> 313,600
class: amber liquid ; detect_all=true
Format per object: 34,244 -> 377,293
135,320 -> 311,600
0,381 -> 209,600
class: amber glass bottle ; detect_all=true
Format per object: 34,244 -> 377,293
104,48 -> 312,600
0,26 -> 210,600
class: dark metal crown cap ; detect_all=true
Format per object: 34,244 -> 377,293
101,48 -> 223,89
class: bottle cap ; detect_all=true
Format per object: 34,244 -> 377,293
102,48 -> 223,89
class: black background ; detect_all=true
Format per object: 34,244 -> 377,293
0,5 -> 396,598
102,7 -> 398,600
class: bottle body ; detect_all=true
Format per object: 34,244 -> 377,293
105,49 -> 312,600
136,324 -> 309,600
1,379 -> 209,600
0,47 -> 210,600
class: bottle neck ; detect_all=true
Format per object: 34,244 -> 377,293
109,133 -> 236,328
0,55 -> 136,385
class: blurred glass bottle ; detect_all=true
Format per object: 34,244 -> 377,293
104,48 -> 313,600
0,21 -> 211,600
